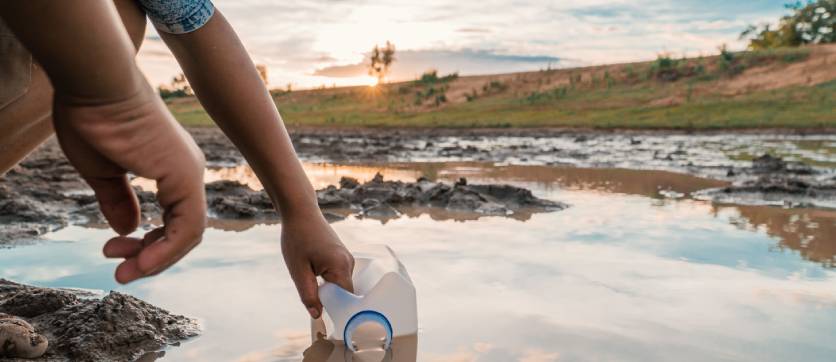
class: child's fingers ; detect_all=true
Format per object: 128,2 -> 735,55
87,175 -> 141,236
103,236 -> 143,258
114,257 -> 144,284
135,188 -> 206,277
290,263 -> 323,319
321,256 -> 354,294
103,227 -> 165,258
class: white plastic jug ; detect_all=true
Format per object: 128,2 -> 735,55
313,244 -> 418,352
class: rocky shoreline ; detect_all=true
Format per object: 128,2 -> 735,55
0,279 -> 199,361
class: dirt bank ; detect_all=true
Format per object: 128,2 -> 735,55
0,279 -> 199,362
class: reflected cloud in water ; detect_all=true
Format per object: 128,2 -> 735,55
3,162 -> 835,361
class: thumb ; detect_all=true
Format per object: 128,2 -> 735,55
290,263 -> 323,319
322,266 -> 354,294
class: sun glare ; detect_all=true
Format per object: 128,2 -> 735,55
366,76 -> 379,87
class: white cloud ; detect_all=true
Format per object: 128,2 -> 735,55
136,0 -> 790,88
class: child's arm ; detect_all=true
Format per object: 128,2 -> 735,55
156,10 -> 354,318
0,1 -> 207,283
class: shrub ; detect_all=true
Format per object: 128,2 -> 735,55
482,80 -> 509,93
417,70 -> 458,85
649,54 -> 683,81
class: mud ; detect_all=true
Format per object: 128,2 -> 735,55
200,173 -> 565,224
694,154 -> 836,208
318,173 -> 566,220
0,279 -> 199,362
1,128 -> 834,243
190,127 -> 836,173
194,127 -> 836,209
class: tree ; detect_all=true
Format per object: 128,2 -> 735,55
740,0 -> 835,49
255,64 -> 269,86
157,73 -> 192,99
368,41 -> 396,84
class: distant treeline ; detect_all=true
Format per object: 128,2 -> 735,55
741,0 -> 834,49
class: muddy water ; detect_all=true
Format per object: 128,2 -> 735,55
3,162 -> 836,361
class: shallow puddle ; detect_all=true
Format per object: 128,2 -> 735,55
3,162 -> 836,361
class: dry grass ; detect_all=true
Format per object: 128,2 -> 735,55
169,44 -> 836,129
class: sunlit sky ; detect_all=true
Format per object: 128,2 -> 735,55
137,0 -> 790,89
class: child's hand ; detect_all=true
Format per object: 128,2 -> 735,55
281,214 -> 355,319
53,85 -> 207,284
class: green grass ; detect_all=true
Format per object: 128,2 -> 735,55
168,47 -> 835,130
170,80 -> 836,129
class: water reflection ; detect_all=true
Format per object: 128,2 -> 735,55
13,161 -> 835,361
717,205 -> 836,268
138,162 -> 835,267
302,335 -> 417,362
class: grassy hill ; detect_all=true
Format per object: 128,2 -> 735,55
168,44 -> 836,129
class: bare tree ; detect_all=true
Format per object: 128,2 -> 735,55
171,73 -> 192,95
158,73 -> 192,99
255,64 -> 269,86
368,41 -> 396,84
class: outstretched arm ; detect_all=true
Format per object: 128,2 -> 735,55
157,10 -> 354,318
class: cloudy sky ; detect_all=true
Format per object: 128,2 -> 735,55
137,0 -> 790,89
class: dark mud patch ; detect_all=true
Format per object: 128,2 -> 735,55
695,154 -> 836,208
317,173 -> 567,222
201,173 -> 566,223
0,142 -> 83,244
0,279 -> 199,362
694,174 -> 836,208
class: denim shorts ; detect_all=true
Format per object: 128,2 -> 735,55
138,0 -> 215,34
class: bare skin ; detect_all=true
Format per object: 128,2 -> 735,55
157,11 -> 354,318
0,1 -> 353,318
0,1 -> 207,282
0,66 -> 53,175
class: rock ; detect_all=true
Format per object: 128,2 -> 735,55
339,177 -> 359,189
693,174 -> 836,209
317,186 -> 350,208
0,313 -> 48,359
0,197 -> 58,224
752,154 -> 785,173
205,180 -> 276,219
313,174 -> 567,221
0,288 -> 77,318
361,200 -> 400,220
751,154 -> 815,175
0,279 -> 200,362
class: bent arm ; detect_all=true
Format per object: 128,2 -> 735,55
157,11 -> 320,221
158,9 -> 354,317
